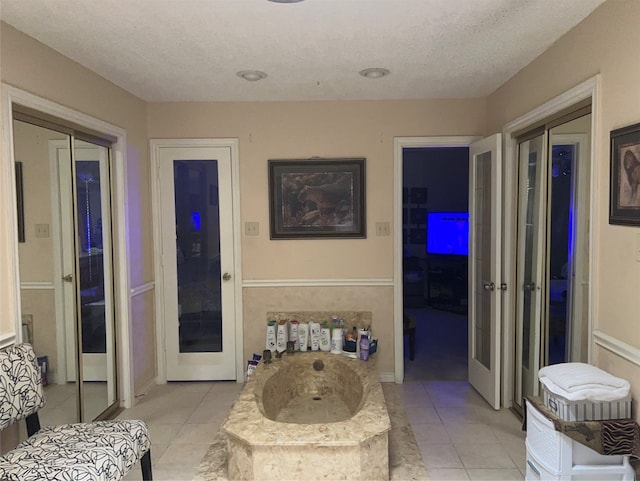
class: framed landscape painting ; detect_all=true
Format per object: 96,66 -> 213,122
268,158 -> 366,239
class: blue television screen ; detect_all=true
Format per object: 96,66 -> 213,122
427,212 -> 469,256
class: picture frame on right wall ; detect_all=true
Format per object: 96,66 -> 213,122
610,121 -> 640,226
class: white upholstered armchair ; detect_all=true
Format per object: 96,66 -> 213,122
0,343 -> 152,481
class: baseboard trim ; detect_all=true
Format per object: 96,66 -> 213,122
20,281 -> 54,290
379,372 -> 396,383
593,329 -> 640,368
129,377 -> 159,408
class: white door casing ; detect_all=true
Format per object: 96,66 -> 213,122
2,84 -> 134,408
151,139 -> 242,382
501,76 -> 599,408
468,134 -> 502,410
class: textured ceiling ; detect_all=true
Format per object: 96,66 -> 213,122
0,0 -> 604,102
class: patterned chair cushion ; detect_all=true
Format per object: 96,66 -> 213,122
0,419 -> 151,481
0,343 -> 45,430
0,344 -> 151,481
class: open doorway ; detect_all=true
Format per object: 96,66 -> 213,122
402,147 -> 470,381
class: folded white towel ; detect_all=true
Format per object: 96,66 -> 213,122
538,362 -> 630,402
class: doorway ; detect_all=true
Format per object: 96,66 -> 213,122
12,116 -> 118,423
402,146 -> 470,382
151,139 -> 242,382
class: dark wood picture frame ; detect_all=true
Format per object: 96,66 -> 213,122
268,158 -> 366,239
15,161 -> 25,242
610,122 -> 640,226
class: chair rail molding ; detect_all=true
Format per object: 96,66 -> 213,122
593,330 -> 640,368
243,278 -> 393,288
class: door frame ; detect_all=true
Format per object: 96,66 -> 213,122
150,138 -> 244,383
1,84 -> 135,408
393,136 -> 480,383
501,76 -> 600,408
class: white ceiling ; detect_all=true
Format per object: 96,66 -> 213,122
0,0 -> 605,102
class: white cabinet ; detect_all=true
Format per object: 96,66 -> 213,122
525,400 -> 635,481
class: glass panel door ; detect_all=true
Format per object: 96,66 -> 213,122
513,113 -> 591,414
514,133 -> 547,407
468,134 -> 502,410
73,139 -> 117,421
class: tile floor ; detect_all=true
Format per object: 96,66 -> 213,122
120,379 -> 526,481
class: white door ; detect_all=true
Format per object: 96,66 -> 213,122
52,137 -> 117,421
468,134 -> 502,410
155,143 -> 237,380
514,132 -> 547,404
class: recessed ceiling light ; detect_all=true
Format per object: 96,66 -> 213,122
237,70 -> 268,81
359,68 -> 390,79
267,0 -> 304,3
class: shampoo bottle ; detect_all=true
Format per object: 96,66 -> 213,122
359,335 -> 370,361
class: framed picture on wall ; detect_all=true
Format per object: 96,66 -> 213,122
268,158 -> 366,239
610,122 -> 640,225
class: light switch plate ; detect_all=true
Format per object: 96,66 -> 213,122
35,223 -> 50,238
375,222 -> 390,236
245,222 -> 259,236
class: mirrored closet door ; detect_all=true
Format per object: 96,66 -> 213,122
512,109 -> 592,415
13,114 -> 117,423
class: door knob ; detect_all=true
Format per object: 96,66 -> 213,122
222,273 -> 231,281
523,281 -> 536,291
483,281 -> 495,291
62,274 -> 73,282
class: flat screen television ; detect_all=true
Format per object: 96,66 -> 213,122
427,212 -> 469,256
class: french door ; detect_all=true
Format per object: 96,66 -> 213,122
56,138 -> 117,422
468,134 -> 502,410
513,113 -> 591,412
154,141 -> 237,381
514,131 -> 547,406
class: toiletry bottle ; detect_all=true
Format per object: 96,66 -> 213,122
359,335 -> 369,361
331,328 -> 343,354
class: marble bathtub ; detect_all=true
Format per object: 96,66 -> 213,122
222,352 -> 391,481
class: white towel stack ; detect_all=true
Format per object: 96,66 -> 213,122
538,362 -> 630,402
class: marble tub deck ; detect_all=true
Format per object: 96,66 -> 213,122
194,382 -> 427,481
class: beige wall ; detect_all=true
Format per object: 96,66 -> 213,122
1,22 -> 156,394
148,98 -> 487,371
486,0 -> 640,414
